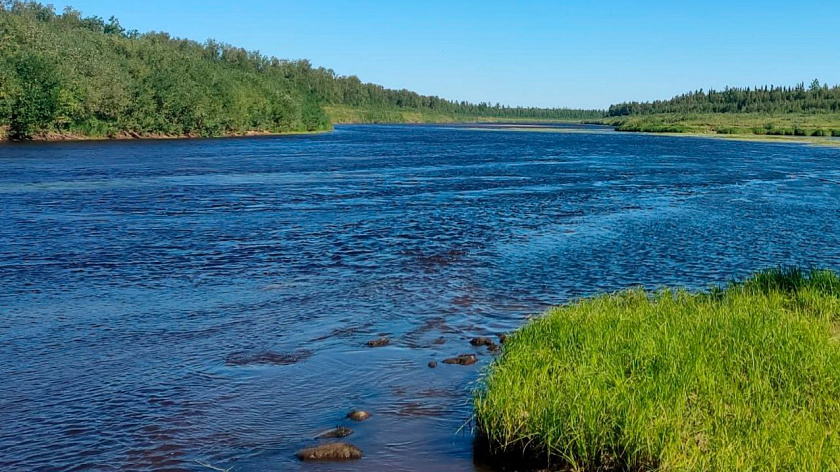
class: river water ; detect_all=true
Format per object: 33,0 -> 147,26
2,124 -> 840,471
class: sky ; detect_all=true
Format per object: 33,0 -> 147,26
46,0 -> 840,109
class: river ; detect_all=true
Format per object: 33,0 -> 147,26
2,124 -> 839,471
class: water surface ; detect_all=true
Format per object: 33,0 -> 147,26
2,124 -> 839,471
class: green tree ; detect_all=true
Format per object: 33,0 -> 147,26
7,51 -> 61,139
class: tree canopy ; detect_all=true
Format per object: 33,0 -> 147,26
608,81 -> 840,116
0,1 -> 601,140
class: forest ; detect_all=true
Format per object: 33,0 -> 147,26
0,1 -> 601,140
608,80 -> 840,116
600,80 -> 840,137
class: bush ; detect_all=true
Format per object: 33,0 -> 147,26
6,51 -> 61,139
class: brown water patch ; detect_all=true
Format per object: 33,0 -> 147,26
403,317 -> 462,348
452,295 -> 474,306
392,401 -> 450,418
310,323 -> 375,342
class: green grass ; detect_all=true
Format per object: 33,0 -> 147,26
593,113 -> 840,138
474,268 -> 840,471
325,105 -> 593,125
325,105 -> 460,124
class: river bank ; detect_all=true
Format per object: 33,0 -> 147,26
586,113 -> 840,147
0,126 -> 332,143
474,268 -> 840,471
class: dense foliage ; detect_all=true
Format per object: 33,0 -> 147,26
0,1 -> 600,140
609,80 -> 840,116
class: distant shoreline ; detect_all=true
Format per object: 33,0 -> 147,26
8,121 -> 840,147
457,121 -> 840,147
606,127 -> 840,148
639,130 -> 840,147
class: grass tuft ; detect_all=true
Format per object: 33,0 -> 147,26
474,268 -> 840,471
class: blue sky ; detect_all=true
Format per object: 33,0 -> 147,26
48,0 -> 840,109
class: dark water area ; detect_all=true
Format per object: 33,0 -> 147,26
2,124 -> 839,471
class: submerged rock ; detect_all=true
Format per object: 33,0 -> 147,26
365,337 -> 390,347
487,343 -> 501,354
443,354 -> 478,366
346,410 -> 371,421
296,443 -> 362,462
225,350 -> 312,366
470,337 -> 495,347
315,427 -> 354,439
428,361 -> 438,368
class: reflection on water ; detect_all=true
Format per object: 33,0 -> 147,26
2,124 -> 840,471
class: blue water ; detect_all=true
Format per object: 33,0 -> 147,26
1,124 -> 839,471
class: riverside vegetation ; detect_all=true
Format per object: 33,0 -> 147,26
3,1 -> 838,142
474,268 -> 840,471
595,80 -> 840,137
0,1 -> 600,141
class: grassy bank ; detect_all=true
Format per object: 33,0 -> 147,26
325,105 -> 461,124
474,268 -> 840,471
593,113 -> 840,137
325,105 -> 593,125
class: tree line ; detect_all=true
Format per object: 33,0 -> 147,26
608,80 -> 840,116
0,1 -> 600,140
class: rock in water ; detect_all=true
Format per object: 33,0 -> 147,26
498,333 -> 508,344
346,410 -> 371,421
428,361 -> 438,368
443,354 -> 478,366
225,350 -> 312,366
470,337 -> 494,347
366,337 -> 390,347
296,443 -> 362,462
315,427 -> 354,439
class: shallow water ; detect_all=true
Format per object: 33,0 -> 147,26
2,124 -> 839,471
